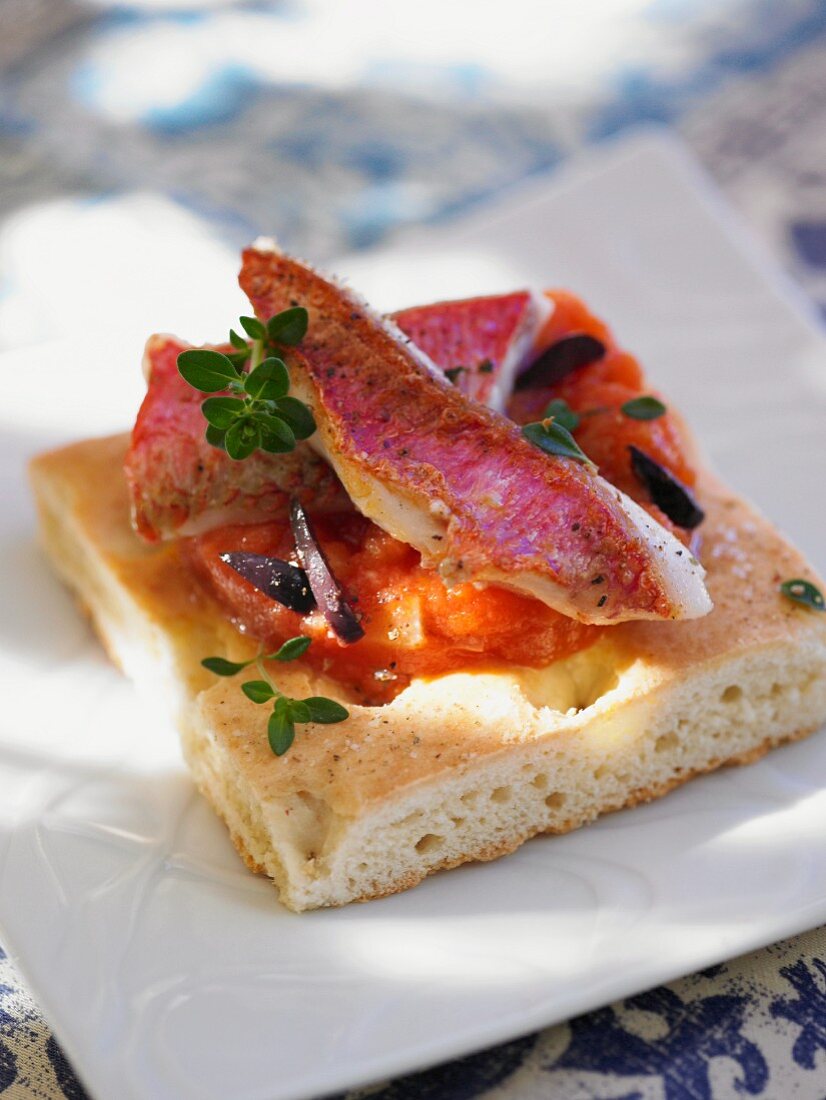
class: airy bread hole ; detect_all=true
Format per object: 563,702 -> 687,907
721,684 -> 743,703
415,833 -> 444,855
531,773 -> 549,790
575,667 -> 621,711
655,731 -> 679,754
545,792 -> 566,810
460,790 -> 480,807
284,790 -> 333,861
491,785 -> 512,804
399,810 -> 424,829
515,641 -> 626,712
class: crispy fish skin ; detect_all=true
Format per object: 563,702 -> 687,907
240,246 -> 711,625
124,335 -> 349,541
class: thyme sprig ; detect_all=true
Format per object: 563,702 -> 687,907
542,398 -> 580,432
202,635 -> 348,756
177,307 -> 315,461
780,578 -> 826,612
621,395 -> 666,420
540,395 -> 667,429
522,417 -> 594,467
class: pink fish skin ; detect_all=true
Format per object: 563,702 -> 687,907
392,292 -> 547,410
239,246 -> 710,625
124,335 -> 349,542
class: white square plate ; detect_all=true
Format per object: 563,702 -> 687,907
2,131 -> 826,1100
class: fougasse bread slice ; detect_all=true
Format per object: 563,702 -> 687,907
30,433 -> 826,911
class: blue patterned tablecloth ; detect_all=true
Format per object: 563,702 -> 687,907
2,2 -> 826,1097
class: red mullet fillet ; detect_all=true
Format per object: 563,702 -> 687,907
124,295 -> 542,542
124,335 -> 349,541
240,244 -> 711,625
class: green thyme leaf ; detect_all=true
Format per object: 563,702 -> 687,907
255,412 -> 295,447
275,396 -> 316,440
268,635 -> 312,662
478,359 -> 493,374
262,428 -> 295,451
225,418 -> 261,461
239,315 -> 267,341
621,395 -> 667,421
201,396 -> 246,430
258,428 -> 296,454
287,699 -> 312,724
267,306 -> 308,346
522,419 -> 594,466
177,349 -> 240,393
302,697 -> 349,724
780,578 -> 826,611
444,367 -> 466,384
201,656 -> 252,676
226,350 -> 250,368
205,424 -> 227,450
268,699 -> 295,756
241,680 -> 276,703
255,380 -> 292,404
542,398 -> 580,432
229,329 -> 249,350
245,357 -> 289,401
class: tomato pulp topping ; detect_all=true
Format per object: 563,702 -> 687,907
185,289 -> 698,703
185,515 -> 601,705
508,293 -> 696,519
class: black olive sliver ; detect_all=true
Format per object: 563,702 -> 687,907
290,499 -> 365,644
515,333 -> 606,391
220,552 -> 316,614
628,445 -> 705,530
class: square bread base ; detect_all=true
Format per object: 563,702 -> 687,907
30,434 -> 826,911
